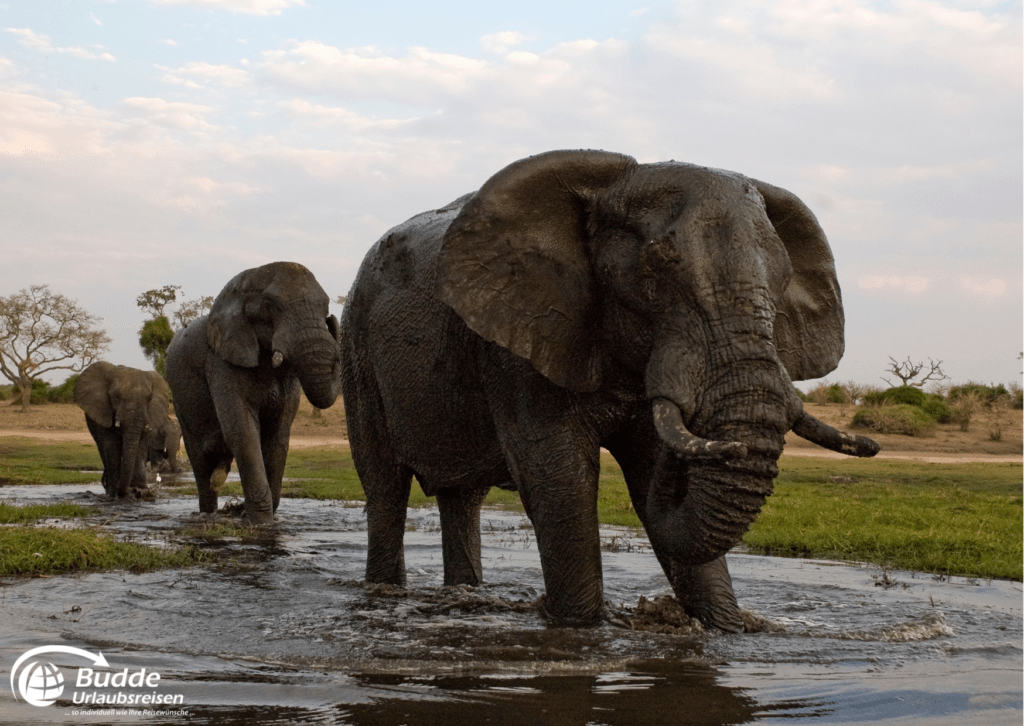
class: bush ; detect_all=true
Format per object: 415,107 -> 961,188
862,386 -> 927,407
794,387 -> 810,403
0,384 -> 11,401
45,374 -> 79,403
851,404 -> 936,437
948,383 -> 1010,405
824,383 -> 846,404
920,396 -> 953,424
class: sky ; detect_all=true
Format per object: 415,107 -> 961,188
2,0 -> 1021,390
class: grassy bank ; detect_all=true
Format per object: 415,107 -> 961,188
0,501 -> 211,576
274,449 -> 1021,581
0,437 -> 102,485
3,439 -> 1020,581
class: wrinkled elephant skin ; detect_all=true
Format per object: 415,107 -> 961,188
166,262 -> 342,524
341,150 -> 880,631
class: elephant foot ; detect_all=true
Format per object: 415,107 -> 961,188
670,557 -> 744,634
536,595 -> 604,628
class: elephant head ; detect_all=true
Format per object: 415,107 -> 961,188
74,361 -> 173,497
436,150 -> 877,567
206,261 -> 342,409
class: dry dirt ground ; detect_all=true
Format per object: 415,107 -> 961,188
0,399 -> 1020,464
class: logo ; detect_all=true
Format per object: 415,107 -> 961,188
10,645 -> 186,711
11,646 -> 108,707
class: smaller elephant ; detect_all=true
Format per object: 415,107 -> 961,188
147,417 -> 182,475
74,362 -> 176,498
165,262 -> 342,524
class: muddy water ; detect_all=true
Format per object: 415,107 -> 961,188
0,482 -> 1020,725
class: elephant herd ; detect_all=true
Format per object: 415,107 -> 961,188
74,150 -> 880,632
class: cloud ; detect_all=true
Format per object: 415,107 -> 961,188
7,27 -> 116,61
147,0 -> 305,16
162,61 -> 251,89
480,31 -> 526,54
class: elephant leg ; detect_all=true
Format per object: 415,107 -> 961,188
667,556 -> 743,633
261,392 -> 300,513
211,393 -> 274,524
605,424 -> 744,633
363,463 -> 414,585
85,418 -> 115,496
190,449 -> 233,514
436,484 -> 489,586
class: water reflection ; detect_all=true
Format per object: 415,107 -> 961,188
0,482 -> 1020,725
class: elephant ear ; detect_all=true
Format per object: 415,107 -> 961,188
436,150 -> 638,392
754,180 -> 845,381
73,361 -> 118,427
207,268 -> 263,367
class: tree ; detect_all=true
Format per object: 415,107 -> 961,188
136,286 -> 212,375
882,356 -> 950,389
0,285 -> 111,412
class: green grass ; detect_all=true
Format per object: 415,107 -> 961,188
0,526 -> 211,576
742,457 -> 1023,581
0,501 -> 94,523
0,437 -> 103,485
5,439 -> 1021,581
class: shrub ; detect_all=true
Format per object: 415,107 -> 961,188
1009,383 -> 1023,410
949,390 -> 984,432
46,374 -> 79,403
824,383 -> 846,404
0,384 -> 11,401
862,386 -> 927,408
920,396 -> 953,424
794,387 -> 810,403
948,383 -> 1010,405
851,404 -> 936,437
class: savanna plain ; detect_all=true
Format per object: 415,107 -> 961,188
1,394 -> 1020,584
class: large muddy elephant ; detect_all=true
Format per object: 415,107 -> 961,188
165,262 -> 342,524
340,150 -> 880,631
74,362 -> 176,498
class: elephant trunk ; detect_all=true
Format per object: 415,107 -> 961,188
644,338 -> 799,566
277,314 -> 342,410
117,416 -> 145,498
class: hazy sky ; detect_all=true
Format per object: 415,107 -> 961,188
3,0 -> 1021,389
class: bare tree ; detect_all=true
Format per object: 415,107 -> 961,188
882,356 -> 950,389
0,285 -> 111,411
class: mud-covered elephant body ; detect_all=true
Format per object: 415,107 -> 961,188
165,262 -> 342,524
341,150 -> 879,631
74,362 -> 175,498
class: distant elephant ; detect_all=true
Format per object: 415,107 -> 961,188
74,362 -> 175,498
165,262 -> 342,524
148,417 -> 181,475
340,150 -> 880,632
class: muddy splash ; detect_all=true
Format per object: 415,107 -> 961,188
0,481 -> 1020,725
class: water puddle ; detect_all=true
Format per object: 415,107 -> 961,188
0,482 -> 1020,724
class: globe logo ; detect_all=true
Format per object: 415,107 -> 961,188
18,660 -> 65,707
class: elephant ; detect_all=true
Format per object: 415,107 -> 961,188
165,261 -> 342,524
74,362 -> 176,498
340,150 -> 880,632
147,417 -> 182,475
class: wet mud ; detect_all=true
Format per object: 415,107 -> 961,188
0,480 -> 1020,725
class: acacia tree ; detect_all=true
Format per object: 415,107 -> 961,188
137,286 -> 212,375
0,285 -> 111,412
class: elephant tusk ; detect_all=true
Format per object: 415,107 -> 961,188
791,412 -> 880,457
652,398 -> 748,459
272,350 -> 285,368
